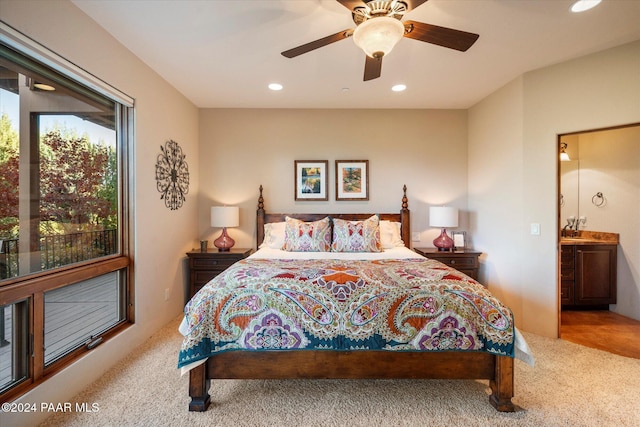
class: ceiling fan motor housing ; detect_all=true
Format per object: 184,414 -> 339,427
353,1 -> 408,25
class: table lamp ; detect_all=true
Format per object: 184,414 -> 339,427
211,206 -> 239,251
429,206 -> 459,251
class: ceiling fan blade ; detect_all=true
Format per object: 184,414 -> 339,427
336,0 -> 366,12
403,0 -> 430,12
281,29 -> 353,58
363,55 -> 382,81
403,20 -> 479,52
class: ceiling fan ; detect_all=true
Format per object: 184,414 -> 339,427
281,0 -> 479,81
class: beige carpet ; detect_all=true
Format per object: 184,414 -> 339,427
39,315 -> 640,427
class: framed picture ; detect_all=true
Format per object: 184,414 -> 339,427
451,231 -> 467,250
294,160 -> 328,201
336,160 -> 369,201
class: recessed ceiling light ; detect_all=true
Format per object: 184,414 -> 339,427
570,0 -> 601,13
268,83 -> 283,91
34,83 -> 55,91
391,84 -> 406,92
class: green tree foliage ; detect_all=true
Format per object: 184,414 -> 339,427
0,114 -> 117,237
96,144 -> 118,230
0,112 -> 18,162
0,113 -> 19,236
39,128 -> 117,233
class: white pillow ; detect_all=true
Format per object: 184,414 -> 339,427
260,221 -> 286,249
380,220 -> 405,249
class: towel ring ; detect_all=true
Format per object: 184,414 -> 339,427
592,192 -> 605,207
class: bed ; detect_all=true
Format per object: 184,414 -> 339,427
179,186 -> 528,412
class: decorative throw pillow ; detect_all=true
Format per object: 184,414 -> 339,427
282,216 -> 331,252
331,215 -> 382,252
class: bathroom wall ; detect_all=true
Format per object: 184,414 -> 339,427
573,126 -> 640,318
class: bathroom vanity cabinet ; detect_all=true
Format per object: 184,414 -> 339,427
561,243 -> 617,308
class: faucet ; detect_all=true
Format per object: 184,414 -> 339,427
562,217 -> 577,237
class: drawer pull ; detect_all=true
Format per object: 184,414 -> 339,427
450,260 -> 455,265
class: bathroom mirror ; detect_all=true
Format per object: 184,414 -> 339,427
559,124 -> 640,233
560,135 -> 580,230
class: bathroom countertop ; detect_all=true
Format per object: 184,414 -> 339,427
561,230 -> 619,245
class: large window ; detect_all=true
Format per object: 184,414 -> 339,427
0,26 -> 133,400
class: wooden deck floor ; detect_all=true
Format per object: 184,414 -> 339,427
0,304 -> 21,391
0,304 -> 19,391
1,274 -> 121,390
561,310 -> 640,359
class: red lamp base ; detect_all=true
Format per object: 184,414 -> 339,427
213,227 -> 235,252
433,228 -> 454,252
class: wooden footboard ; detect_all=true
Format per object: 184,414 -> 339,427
188,351 -> 514,412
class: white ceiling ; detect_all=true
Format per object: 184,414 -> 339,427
72,0 -> 640,109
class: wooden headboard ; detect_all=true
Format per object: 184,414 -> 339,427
256,185 -> 411,248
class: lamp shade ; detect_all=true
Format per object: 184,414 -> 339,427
353,17 -> 405,58
429,206 -> 459,228
210,206 -> 239,228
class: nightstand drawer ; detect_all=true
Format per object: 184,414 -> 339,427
436,256 -> 477,268
191,257 -> 235,270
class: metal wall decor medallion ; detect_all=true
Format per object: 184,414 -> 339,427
155,139 -> 189,210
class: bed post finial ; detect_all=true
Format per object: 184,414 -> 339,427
258,185 -> 264,211
400,185 -> 410,248
402,185 -> 408,210
257,186 -> 265,249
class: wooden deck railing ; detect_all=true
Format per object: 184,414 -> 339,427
0,229 -> 117,279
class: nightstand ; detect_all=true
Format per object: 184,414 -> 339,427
186,248 -> 252,299
414,248 -> 482,281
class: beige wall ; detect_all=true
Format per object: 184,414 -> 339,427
1,1 -> 199,425
198,108 -> 470,249
469,40 -> 640,337
468,77 -> 526,326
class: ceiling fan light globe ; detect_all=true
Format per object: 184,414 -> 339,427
353,17 -> 404,58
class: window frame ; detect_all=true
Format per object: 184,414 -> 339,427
0,23 -> 135,401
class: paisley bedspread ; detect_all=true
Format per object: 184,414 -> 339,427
178,258 -> 515,369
